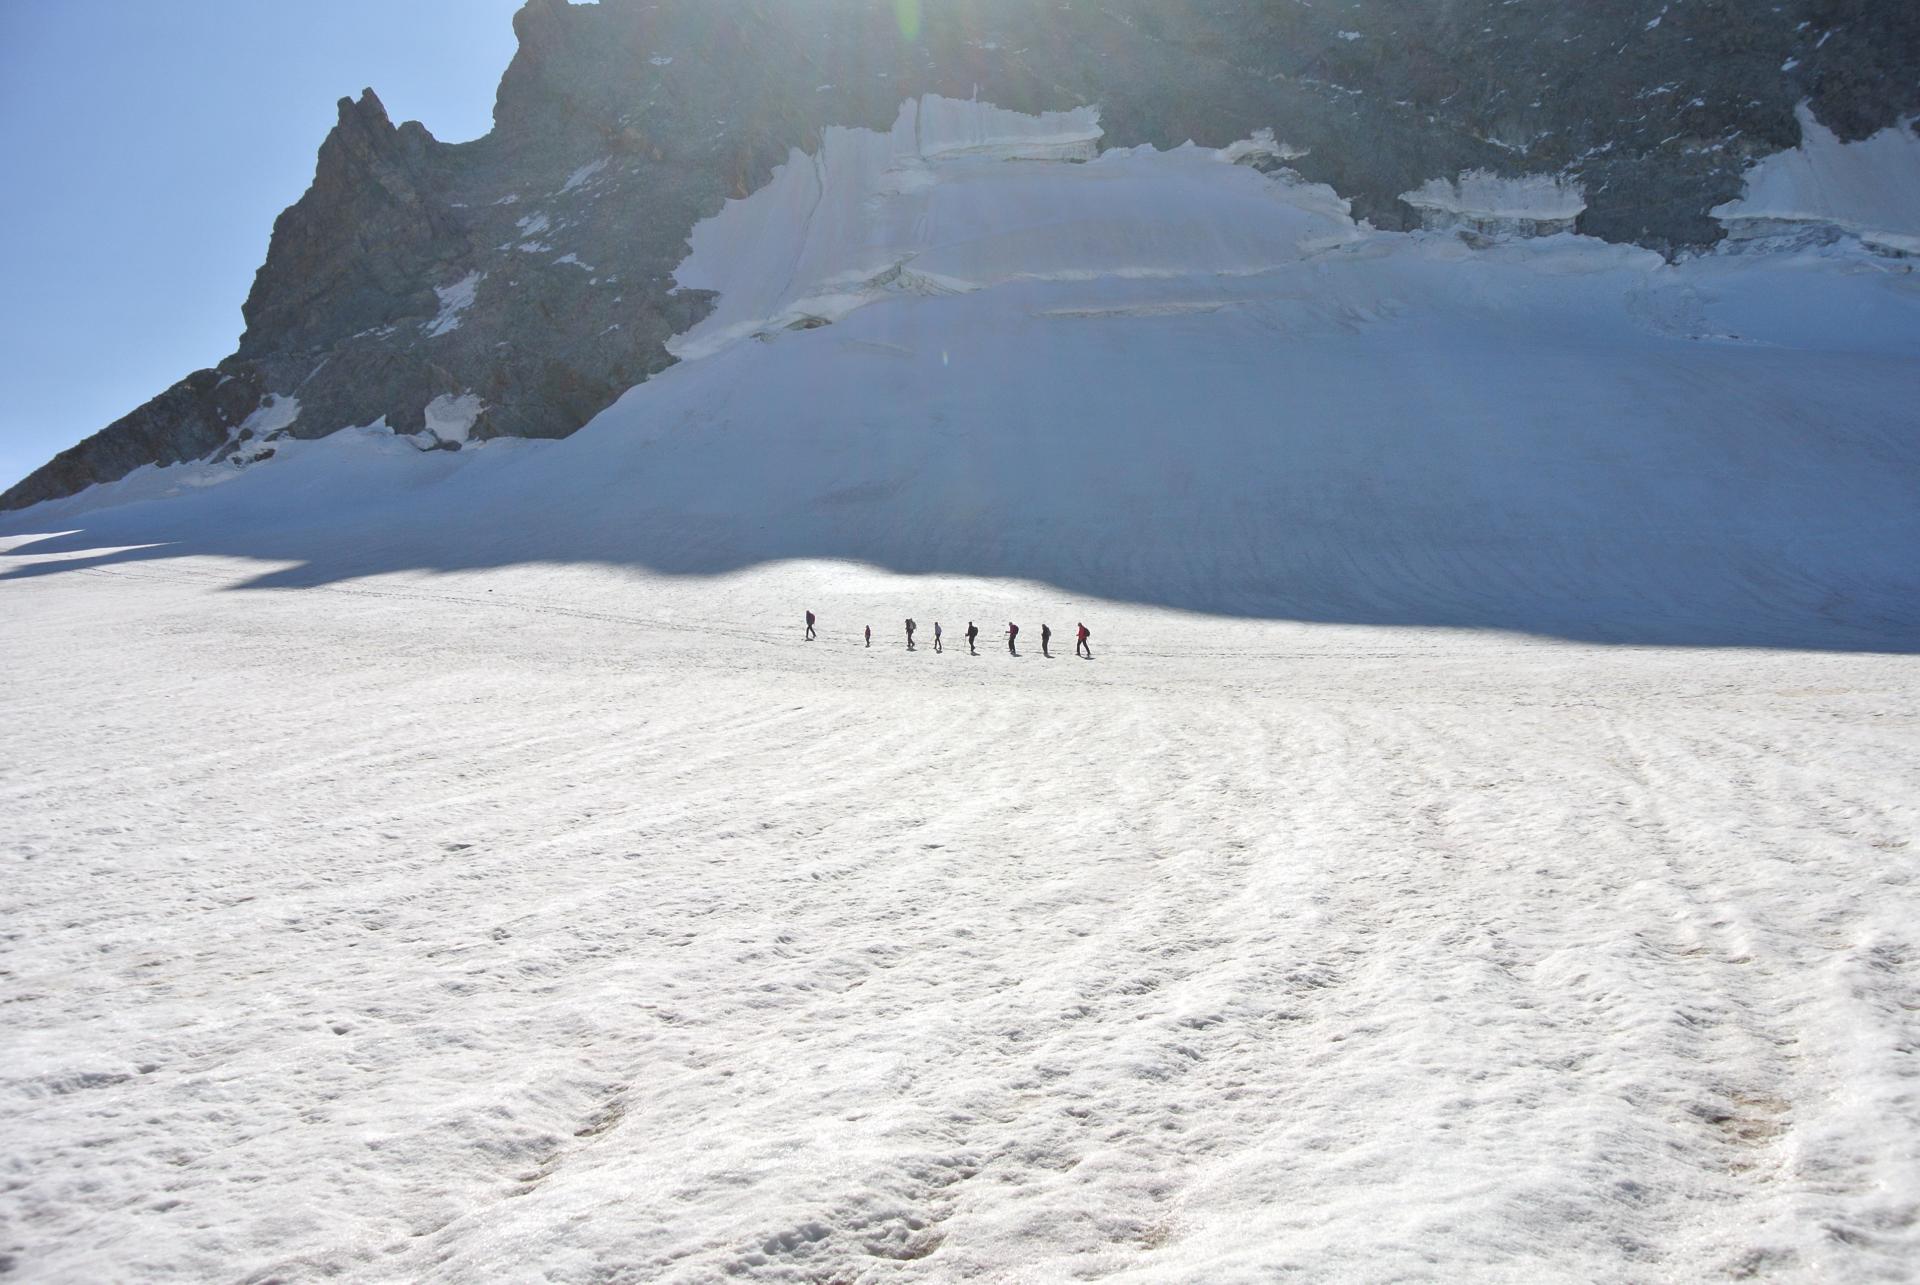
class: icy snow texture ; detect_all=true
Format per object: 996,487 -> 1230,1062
2,554 -> 1918,1283
3,98 -> 1920,1284
1712,103 -> 1920,256
1401,169 -> 1589,237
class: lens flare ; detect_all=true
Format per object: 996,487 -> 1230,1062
895,0 -> 922,42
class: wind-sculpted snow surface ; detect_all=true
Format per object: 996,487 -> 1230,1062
1,548 -> 1918,1281
3,103 -> 1920,1283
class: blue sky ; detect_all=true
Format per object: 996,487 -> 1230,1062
0,0 -> 530,490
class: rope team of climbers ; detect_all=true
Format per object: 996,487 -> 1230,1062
805,612 -> 1092,659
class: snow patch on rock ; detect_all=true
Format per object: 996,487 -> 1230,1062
240,393 -> 301,439
560,159 -> 609,194
422,393 -> 486,446
426,273 -> 482,338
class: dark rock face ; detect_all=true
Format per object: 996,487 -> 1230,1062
7,0 -> 1916,511
2,369 -> 263,511
239,90 -> 467,359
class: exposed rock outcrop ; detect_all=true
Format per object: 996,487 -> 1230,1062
7,0 -> 1917,511
239,89 -> 466,359
2,369 -> 263,512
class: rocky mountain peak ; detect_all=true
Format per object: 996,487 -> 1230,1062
237,88 -> 464,360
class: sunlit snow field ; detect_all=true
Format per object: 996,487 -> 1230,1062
4,97 -> 1920,1282
3,553 -> 1917,1281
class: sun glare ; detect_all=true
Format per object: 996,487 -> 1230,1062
894,0 -> 922,42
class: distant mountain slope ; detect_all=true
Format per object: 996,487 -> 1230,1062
7,106 -> 1916,650
4,0 -> 1917,511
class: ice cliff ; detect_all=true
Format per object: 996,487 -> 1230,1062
1400,172 -> 1588,239
1712,104 -> 1920,257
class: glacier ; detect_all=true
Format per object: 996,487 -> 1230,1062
2,96 -> 1919,1284
13,96 -> 1913,649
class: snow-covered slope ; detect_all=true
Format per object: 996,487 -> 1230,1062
7,103 -> 1917,650
1,546 -> 1916,1283
4,100 -> 1920,1285
15,0 -> 1920,512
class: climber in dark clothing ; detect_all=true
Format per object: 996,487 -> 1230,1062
805,610 -> 816,641
905,618 -> 917,651
966,622 -> 979,654
865,625 -> 872,648
1007,622 -> 1020,655
1040,624 -> 1052,658
1076,622 -> 1092,658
